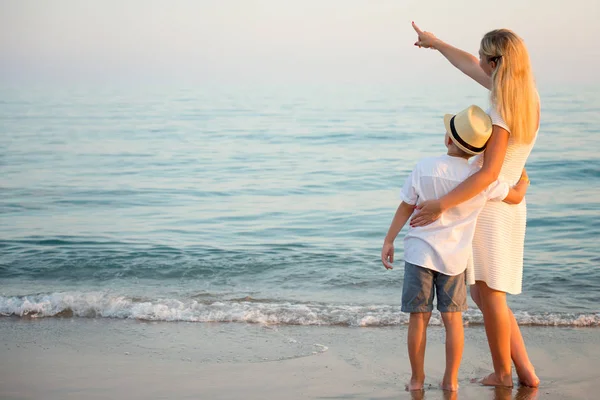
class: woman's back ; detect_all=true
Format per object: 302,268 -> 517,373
472,107 -> 538,184
468,105 -> 539,295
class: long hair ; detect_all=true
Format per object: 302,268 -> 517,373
480,29 -> 538,144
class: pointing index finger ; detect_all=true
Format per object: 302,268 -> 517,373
412,21 -> 424,35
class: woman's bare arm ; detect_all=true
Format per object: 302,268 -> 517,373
410,126 -> 510,227
412,22 -> 492,90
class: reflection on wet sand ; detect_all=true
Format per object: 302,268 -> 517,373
407,385 -> 539,400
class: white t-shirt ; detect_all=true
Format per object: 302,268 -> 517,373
400,154 -> 509,276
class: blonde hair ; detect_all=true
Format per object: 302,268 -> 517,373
480,29 -> 538,144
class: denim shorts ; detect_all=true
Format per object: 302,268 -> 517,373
401,262 -> 467,313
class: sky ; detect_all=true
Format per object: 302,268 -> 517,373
1,0 -> 598,86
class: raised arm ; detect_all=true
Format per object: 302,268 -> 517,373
410,126 -> 510,227
412,22 -> 492,90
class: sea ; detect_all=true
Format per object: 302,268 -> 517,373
1,83 -> 599,327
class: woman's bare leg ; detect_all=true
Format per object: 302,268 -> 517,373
471,284 -> 539,387
475,281 -> 513,387
508,309 -> 539,387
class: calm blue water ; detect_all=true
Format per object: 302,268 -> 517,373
1,84 -> 599,326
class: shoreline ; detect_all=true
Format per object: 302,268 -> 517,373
1,291 -> 598,327
1,318 -> 599,399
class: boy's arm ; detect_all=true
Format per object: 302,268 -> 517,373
381,201 -> 415,270
503,169 -> 530,205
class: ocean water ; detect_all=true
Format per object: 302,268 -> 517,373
1,84 -> 599,327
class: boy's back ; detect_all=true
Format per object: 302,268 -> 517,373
400,154 -> 507,276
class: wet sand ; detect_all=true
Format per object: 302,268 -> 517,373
1,318 -> 598,400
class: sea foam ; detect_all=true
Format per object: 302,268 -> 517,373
1,292 -> 598,327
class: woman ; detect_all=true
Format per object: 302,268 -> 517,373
410,22 -> 540,388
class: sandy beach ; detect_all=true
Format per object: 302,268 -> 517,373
2,2 -> 600,400
1,317 -> 598,400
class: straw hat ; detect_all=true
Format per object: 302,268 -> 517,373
444,105 -> 493,155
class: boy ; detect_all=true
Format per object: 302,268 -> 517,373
381,105 -> 529,392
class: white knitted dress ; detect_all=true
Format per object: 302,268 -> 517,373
466,107 -> 538,294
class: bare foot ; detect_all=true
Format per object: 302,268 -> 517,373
472,372 -> 513,387
441,371 -> 459,391
516,365 -> 540,387
440,381 -> 459,392
405,377 -> 425,391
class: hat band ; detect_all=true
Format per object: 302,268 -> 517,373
450,116 -> 487,153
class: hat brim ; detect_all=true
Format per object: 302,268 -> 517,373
444,113 -> 484,156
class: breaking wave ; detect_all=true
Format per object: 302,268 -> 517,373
1,292 -> 598,327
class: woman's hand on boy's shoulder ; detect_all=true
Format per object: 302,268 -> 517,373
381,242 -> 395,270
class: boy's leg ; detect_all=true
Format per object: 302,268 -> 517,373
402,262 -> 435,391
407,312 -> 432,390
440,311 -> 464,391
435,271 -> 468,391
